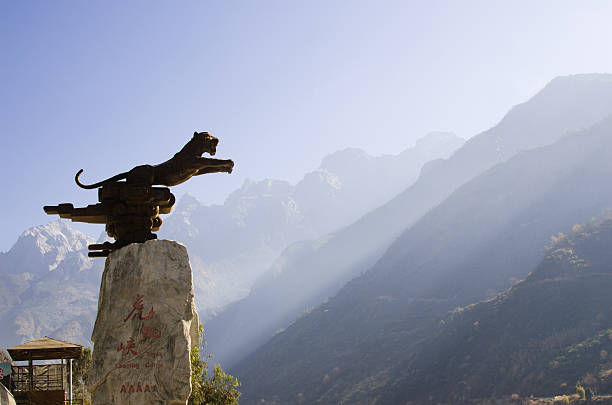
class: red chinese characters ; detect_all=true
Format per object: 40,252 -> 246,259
142,325 -> 161,340
123,294 -> 154,322
117,337 -> 138,356
116,294 -> 165,367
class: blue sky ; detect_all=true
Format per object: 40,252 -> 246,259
2,1 -> 612,251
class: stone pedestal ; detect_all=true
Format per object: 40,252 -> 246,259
89,240 -> 199,405
0,382 -> 17,405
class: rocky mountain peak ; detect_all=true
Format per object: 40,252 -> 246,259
173,192 -> 204,215
226,178 -> 295,203
4,220 -> 94,273
319,148 -> 372,174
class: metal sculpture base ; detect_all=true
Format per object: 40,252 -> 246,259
44,183 -> 175,257
88,236 -> 157,257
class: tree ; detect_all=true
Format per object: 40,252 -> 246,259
576,385 -> 585,400
189,324 -> 241,405
72,347 -> 93,405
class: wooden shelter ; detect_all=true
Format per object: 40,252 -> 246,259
7,337 -> 82,405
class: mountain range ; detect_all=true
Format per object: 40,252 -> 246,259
231,73 -> 612,404
3,73 -> 612,405
160,131 -> 463,320
206,73 -> 612,371
0,221 -> 103,346
0,131 -> 462,348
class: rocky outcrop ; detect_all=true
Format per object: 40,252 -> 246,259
89,240 -> 199,405
0,382 -> 16,405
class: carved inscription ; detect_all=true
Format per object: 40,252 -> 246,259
89,240 -> 197,405
142,325 -> 161,340
119,383 -> 156,394
124,294 -> 154,322
117,337 -> 138,356
114,293 -> 165,395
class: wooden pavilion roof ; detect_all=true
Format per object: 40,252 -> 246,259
7,337 -> 82,361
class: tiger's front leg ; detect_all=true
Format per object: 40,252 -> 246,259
194,158 -> 234,175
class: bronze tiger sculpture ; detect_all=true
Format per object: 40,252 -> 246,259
75,131 -> 234,188
44,131 -> 235,257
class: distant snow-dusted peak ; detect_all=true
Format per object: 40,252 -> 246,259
5,220 -> 94,272
14,220 -> 94,254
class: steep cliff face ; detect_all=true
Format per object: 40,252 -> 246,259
232,74 -> 612,404
212,74 -> 612,375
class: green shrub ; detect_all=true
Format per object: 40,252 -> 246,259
576,384 -> 585,399
189,324 -> 241,405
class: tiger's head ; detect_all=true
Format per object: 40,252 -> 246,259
180,131 -> 219,157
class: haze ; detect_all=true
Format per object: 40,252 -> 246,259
6,3 -> 612,404
2,1 -> 612,249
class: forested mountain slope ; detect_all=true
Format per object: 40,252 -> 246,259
376,217 -> 612,404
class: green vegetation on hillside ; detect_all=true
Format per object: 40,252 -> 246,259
375,216 -> 612,403
72,347 -> 92,404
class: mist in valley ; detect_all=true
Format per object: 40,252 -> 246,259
3,2 -> 612,404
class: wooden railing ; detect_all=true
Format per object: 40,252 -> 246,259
12,392 -> 84,405
11,365 -> 64,392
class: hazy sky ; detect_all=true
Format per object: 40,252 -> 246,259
2,1 -> 612,251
